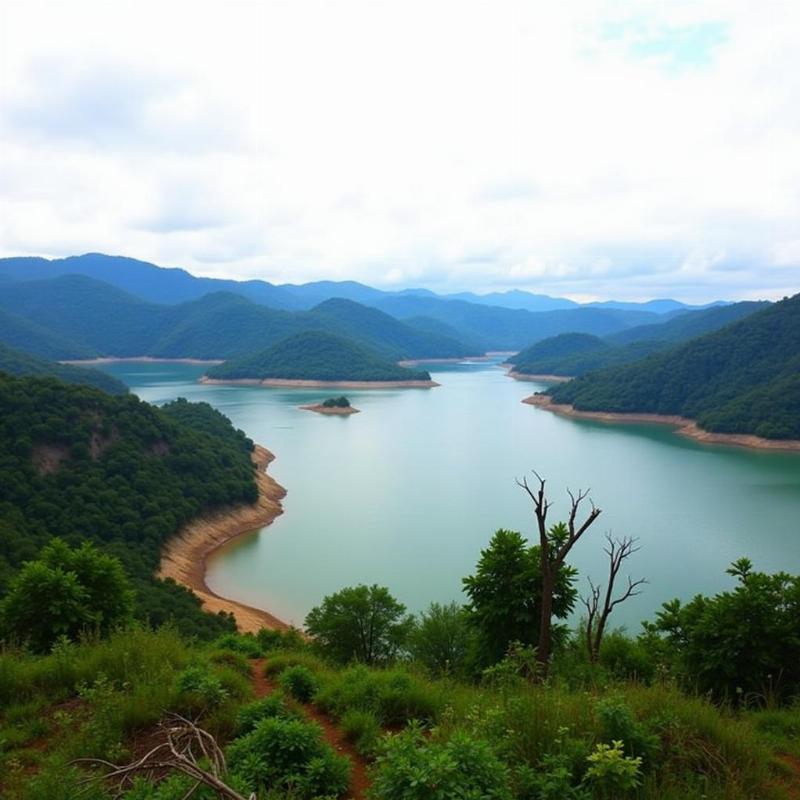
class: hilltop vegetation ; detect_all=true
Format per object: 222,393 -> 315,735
0,275 -> 472,362
0,343 -> 127,395
207,331 -> 432,382
509,301 -> 767,378
548,294 -> 800,439
0,373 -> 259,638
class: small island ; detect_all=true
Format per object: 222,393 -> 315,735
300,395 -> 360,416
202,331 -> 440,388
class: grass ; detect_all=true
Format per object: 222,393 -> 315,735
0,633 -> 795,799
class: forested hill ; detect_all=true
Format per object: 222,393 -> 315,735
0,342 -> 127,395
548,293 -> 800,439
206,331 -> 433,382
509,301 -> 767,378
0,275 -> 471,361
0,374 -> 259,637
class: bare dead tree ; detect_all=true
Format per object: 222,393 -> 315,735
582,534 -> 647,663
517,472 -> 602,675
74,713 -> 253,800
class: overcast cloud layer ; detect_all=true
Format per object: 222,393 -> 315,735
0,0 -> 798,302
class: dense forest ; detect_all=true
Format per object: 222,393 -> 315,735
509,301 -> 767,378
0,256 -> 689,355
548,293 -> 800,439
0,373 -> 259,638
206,331 -> 433,382
0,343 -> 127,395
0,275 -> 472,362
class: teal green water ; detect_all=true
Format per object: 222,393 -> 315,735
102,360 -> 800,630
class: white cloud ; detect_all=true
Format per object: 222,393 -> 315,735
0,0 -> 798,302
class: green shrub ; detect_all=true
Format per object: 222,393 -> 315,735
263,651 -> 325,677
315,665 -> 444,727
212,633 -> 262,659
340,708 -> 381,755
208,648 -> 250,676
176,665 -> 228,713
596,698 -> 658,765
228,716 -> 350,798
584,740 -> 642,798
369,726 -> 512,799
279,665 -> 318,703
256,626 -> 307,652
235,693 -> 296,736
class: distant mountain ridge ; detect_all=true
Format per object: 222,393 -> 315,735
0,275 -> 474,361
0,256 -> 697,356
0,252 -> 721,318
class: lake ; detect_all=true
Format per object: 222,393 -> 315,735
102,359 -> 800,631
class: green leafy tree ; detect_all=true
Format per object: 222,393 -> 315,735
305,584 -> 413,664
0,539 -> 132,652
463,529 -> 577,666
408,601 -> 476,677
648,558 -> 800,701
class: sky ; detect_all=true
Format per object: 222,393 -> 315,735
0,0 -> 798,302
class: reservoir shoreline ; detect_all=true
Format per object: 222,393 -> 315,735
524,393 -> 800,452
158,444 -> 291,633
200,376 -> 439,389
62,356 -> 225,365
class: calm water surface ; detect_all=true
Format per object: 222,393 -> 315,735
102,360 -> 800,630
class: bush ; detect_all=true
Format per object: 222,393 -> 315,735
369,726 -> 512,799
236,693 -> 296,736
263,651 -> 324,678
176,665 -> 228,714
212,633 -> 262,658
256,626 -> 307,652
315,665 -> 444,727
340,708 -> 381,755
584,740 -> 642,798
228,716 -> 350,798
596,698 -> 658,765
279,665 -> 318,703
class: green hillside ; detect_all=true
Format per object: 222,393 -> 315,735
310,298 -> 475,359
548,294 -> 800,439
0,276 -> 474,361
511,301 -> 768,378
207,331 -> 432,382
0,307 -> 96,360
0,343 -> 127,395
0,373 -> 259,637
375,295 -> 661,350
509,333 -> 609,374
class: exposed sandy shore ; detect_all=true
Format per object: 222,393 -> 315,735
397,356 -> 490,366
158,444 -> 291,632
524,393 -> 800,452
62,356 -> 224,365
200,376 -> 440,389
507,370 -> 573,383
299,403 -> 360,415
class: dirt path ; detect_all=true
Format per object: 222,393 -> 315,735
249,659 -> 371,800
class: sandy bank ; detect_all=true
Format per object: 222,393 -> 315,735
397,356 -> 490,366
158,444 -> 291,633
200,377 -> 440,389
299,403 -> 360,415
507,370 -> 573,383
62,356 -> 224,365
524,393 -> 800,452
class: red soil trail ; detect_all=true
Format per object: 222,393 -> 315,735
249,658 -> 371,800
